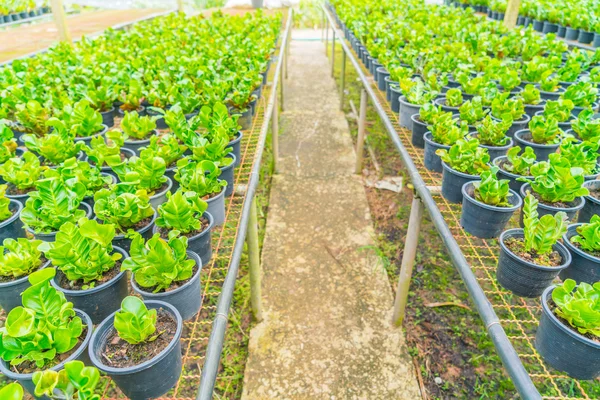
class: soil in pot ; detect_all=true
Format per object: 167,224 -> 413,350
56,262 -> 121,291
494,157 -> 532,194
101,310 -> 177,368
514,130 -> 559,161
504,237 -> 562,267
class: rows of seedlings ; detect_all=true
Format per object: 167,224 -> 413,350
0,0 -> 49,24
0,9 -> 281,399
330,0 -> 600,394
451,0 -> 600,48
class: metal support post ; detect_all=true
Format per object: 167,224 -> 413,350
272,94 -> 279,173
340,51 -> 346,110
503,0 -> 521,29
354,89 -> 367,174
247,198 -> 263,322
50,0 -> 71,43
331,30 -> 336,77
325,20 -> 329,55
392,196 -> 424,326
321,10 -> 325,41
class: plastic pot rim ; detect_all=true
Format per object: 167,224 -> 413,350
441,161 -> 480,180
219,153 -> 237,173
499,228 -> 572,272
0,199 -> 22,229
583,180 -> 600,205
112,210 -> 158,240
520,183 -> 585,213
153,211 -> 214,243
563,224 -> 600,263
149,176 -> 173,202
0,259 -> 50,290
514,129 -> 562,149
493,156 -> 534,181
468,133 -> 513,151
74,124 -> 108,142
462,181 -> 522,212
423,131 -> 451,149
205,183 -> 226,205
123,129 -> 158,146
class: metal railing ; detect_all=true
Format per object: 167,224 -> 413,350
321,4 -> 598,399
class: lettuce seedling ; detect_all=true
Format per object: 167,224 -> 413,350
503,146 -> 536,176
32,360 -> 101,400
156,190 -> 208,234
22,119 -> 83,166
571,109 -> 600,141
114,296 -> 158,345
14,100 -> 49,136
83,76 -> 118,113
109,151 -> 167,193
0,382 -> 23,400
38,218 -> 121,287
539,71 -> 561,93
0,152 -> 45,192
542,99 -> 574,122
558,138 -> 600,176
175,159 -> 227,198
198,102 -> 240,141
122,232 -> 195,293
44,157 -> 112,198
491,92 -> 525,120
529,154 -> 590,203
456,73 -> 488,95
83,130 -> 126,168
0,268 -> 83,367
118,80 -> 143,112
521,84 -> 542,105
562,82 -> 599,108
459,96 -> 489,125
445,88 -> 463,107
571,215 -> 600,253
67,100 -> 104,138
121,111 -> 156,140
93,182 -> 154,233
557,60 -> 583,83
140,134 -> 187,168
0,184 -> 11,221
0,122 -> 17,163
528,115 -> 562,144
188,130 -> 233,167
522,57 -> 552,83
0,238 -> 44,279
419,103 -> 443,124
522,193 -> 568,255
400,78 -> 438,105
498,67 -> 521,92
436,138 -> 490,175
21,177 -> 87,233
473,166 -> 511,207
429,113 -> 468,146
552,279 -> 600,337
475,114 -> 512,146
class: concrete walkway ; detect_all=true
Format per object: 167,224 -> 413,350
242,31 -> 420,399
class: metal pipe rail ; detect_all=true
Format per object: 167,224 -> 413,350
321,4 -> 543,400
196,8 -> 293,399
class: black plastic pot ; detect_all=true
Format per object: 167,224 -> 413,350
493,156 -> 532,194
537,85 -> 565,101
111,211 -> 157,252
399,96 -> 421,129
0,259 -> 49,313
434,97 -> 460,114
390,86 -> 402,113
578,30 -> 595,45
73,125 -> 108,147
149,176 -> 173,210
50,246 -> 129,324
461,182 -> 522,239
410,114 -> 427,148
385,77 -> 398,102
441,162 -> 480,204
560,224 -> 600,284
520,183 -> 585,223
533,20 -> 544,32
376,67 -> 390,91
123,130 -> 158,155
514,129 -> 560,161
594,33 -> 600,48
497,229 -> 571,297
0,199 -> 25,243
146,107 -> 169,130
535,285 -> 600,379
132,251 -> 202,320
524,103 -> 545,118
423,133 -> 449,173
557,25 -> 567,38
0,309 -> 93,398
523,17 -> 531,27
25,202 -> 93,242
89,300 -> 182,399
228,131 -> 243,167
219,154 -> 236,197
206,184 -> 226,226
469,133 -> 513,160
565,27 -> 580,40
492,114 -> 530,138
101,107 -> 115,128
542,22 -> 559,34
117,105 -> 146,118
579,180 -> 600,223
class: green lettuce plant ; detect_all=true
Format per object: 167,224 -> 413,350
0,382 -> 22,400
22,119 -> 82,166
571,109 -> 600,141
0,238 -> 44,279
562,82 -> 599,108
491,93 -> 525,120
502,146 -> 536,176
0,122 -> 17,163
445,88 -> 463,107
121,111 -> 156,140
20,177 -> 87,234
498,67 -> 521,92
436,138 -> 490,175
118,80 -> 143,112
521,84 -> 542,105
188,131 -> 234,167
429,113 -> 468,145
0,152 -> 45,192
475,115 -> 511,146
198,101 -> 240,141
67,100 -> 104,138
528,116 -> 562,144
140,135 -> 187,169
400,78 -> 438,105
419,103 -> 444,124
539,71 -> 561,93
522,193 -> 568,255
38,218 -> 121,288
14,100 -> 50,136
557,60 -> 583,83
155,190 -> 208,234
82,77 -> 118,113
456,73 -> 488,95
473,166 -> 511,207
114,296 -> 158,345
543,99 -> 574,122
93,182 -> 154,233
122,232 -> 195,293
459,96 -> 489,125
571,215 -> 600,253
83,130 -> 126,168
552,279 -> 600,337
529,154 -> 590,203
44,157 -> 112,198
109,151 -> 167,193
32,360 -> 101,400
558,138 -> 599,176
175,159 -> 227,198
0,268 -> 84,368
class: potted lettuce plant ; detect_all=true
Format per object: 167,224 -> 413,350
0,152 -> 46,205
88,296 -> 182,399
570,109 -> 600,142
514,115 -> 563,161
154,190 -> 213,264
198,102 -> 242,166
491,93 -> 530,137
471,114 -> 513,160
457,96 -> 489,128
520,84 -> 546,118
121,111 -> 158,154
83,130 -> 135,178
560,216 -> 600,284
22,119 -> 84,167
411,102 -> 443,148
493,146 -> 536,193
424,113 -> 468,173
497,193 -> 571,297
40,217 -> 128,324
140,134 -> 188,192
434,88 -> 463,113
436,138 -> 490,203
535,280 -> 600,380
32,360 -> 102,399
0,238 -> 47,312
64,99 -> 108,145
558,138 -> 600,180
536,99 -> 575,131
398,78 -> 438,129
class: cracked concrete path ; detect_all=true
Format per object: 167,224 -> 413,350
242,30 -> 420,400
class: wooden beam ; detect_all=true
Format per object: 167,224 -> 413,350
503,0 -> 521,29
49,0 -> 71,43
